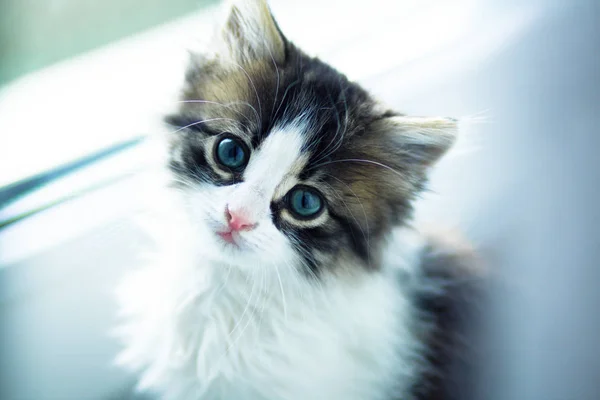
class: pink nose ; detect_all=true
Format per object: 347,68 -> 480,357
225,205 -> 257,232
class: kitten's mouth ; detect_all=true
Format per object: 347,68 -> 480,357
216,230 -> 238,246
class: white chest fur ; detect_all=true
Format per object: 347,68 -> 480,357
116,252 -> 423,400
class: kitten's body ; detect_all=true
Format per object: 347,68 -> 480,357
116,1 -> 481,399
118,227 -> 424,400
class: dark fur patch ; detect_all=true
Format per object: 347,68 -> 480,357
409,232 -> 485,400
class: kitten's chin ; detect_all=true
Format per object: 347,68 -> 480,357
192,226 -> 265,268
187,218 -> 298,274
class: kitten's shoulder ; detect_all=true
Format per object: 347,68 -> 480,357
410,228 -> 485,400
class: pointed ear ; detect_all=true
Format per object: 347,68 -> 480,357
211,0 -> 286,64
376,116 -> 458,167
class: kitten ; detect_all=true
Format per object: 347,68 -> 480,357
116,1 -> 482,399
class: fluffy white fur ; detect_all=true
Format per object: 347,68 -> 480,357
115,124 -> 430,400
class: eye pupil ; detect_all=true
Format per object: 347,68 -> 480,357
290,187 -> 323,218
302,195 -> 311,209
216,137 -> 248,169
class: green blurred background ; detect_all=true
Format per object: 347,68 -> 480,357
0,0 -> 217,87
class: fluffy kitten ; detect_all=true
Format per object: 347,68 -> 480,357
116,1 -> 481,399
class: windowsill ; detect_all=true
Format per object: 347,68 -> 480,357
0,9 -> 215,189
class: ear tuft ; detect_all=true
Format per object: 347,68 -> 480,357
212,0 -> 286,64
377,115 -> 458,167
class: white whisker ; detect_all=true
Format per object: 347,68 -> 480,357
312,158 -> 405,179
169,117 -> 246,135
176,99 -> 261,128
272,79 -> 301,124
226,60 -> 264,132
275,263 -> 288,322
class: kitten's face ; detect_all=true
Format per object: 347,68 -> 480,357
166,0 -> 456,277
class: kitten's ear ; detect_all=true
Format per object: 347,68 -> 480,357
211,0 -> 286,64
376,116 -> 458,167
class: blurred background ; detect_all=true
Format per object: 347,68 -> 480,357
1,0 -> 599,399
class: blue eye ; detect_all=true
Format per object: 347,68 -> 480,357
289,187 -> 324,218
215,137 -> 248,170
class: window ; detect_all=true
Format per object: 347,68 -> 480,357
0,0 -> 216,227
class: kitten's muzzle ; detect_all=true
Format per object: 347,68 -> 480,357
225,204 -> 258,232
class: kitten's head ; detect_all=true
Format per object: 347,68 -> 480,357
166,0 -> 456,278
